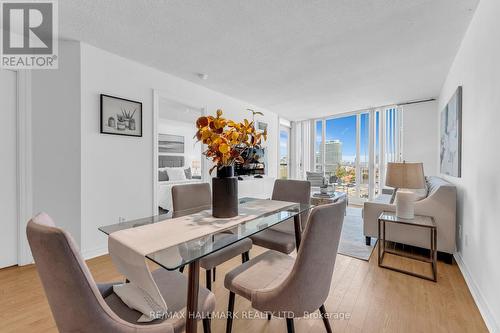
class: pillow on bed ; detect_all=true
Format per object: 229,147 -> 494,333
158,169 -> 169,181
184,167 -> 192,179
166,167 -> 186,181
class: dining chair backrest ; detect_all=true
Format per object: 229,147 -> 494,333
171,183 -> 211,218
26,213 -> 173,333
271,179 -> 311,230
251,200 -> 346,316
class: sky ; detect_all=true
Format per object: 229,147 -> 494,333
316,114 -> 370,162
280,130 -> 288,157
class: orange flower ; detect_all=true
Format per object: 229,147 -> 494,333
195,109 -> 267,174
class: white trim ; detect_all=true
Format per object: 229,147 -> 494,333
82,246 -> 108,260
355,114 -> 361,198
454,253 -> 499,333
321,119 -> 325,173
379,109 -> 386,189
16,70 -> 33,266
279,118 -> 291,128
152,89 -> 160,214
368,110 -> 375,200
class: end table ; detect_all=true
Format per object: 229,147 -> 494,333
378,212 -> 437,282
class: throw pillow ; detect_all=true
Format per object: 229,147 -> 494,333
166,167 -> 187,181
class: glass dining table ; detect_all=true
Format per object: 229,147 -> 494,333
99,197 -> 314,333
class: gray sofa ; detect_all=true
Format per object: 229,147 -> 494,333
363,176 -> 457,258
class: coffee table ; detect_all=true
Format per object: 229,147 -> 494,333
311,191 -> 347,206
378,211 -> 437,282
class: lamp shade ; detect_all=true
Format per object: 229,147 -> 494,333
385,162 -> 425,189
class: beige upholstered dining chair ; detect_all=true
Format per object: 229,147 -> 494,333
250,179 -> 311,254
26,212 -> 215,333
224,200 -> 346,333
171,183 -> 253,290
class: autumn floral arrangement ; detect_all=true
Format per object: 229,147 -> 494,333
195,109 -> 267,174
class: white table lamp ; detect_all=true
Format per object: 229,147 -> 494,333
385,162 -> 425,219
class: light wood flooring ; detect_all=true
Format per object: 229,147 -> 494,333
0,244 -> 488,333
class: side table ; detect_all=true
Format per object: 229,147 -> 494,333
378,211 -> 437,282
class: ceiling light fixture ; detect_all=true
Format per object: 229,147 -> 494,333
197,73 -> 208,80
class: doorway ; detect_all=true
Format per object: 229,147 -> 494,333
0,69 -> 18,268
153,92 -> 207,215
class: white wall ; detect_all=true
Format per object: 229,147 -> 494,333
80,43 -> 279,257
402,101 -> 439,176
0,69 -> 18,267
31,41 -> 82,245
438,0 -> 500,330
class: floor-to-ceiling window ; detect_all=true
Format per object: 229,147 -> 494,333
314,107 -> 402,203
279,126 -> 290,179
324,115 -> 357,199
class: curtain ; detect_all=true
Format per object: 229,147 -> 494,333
379,106 -> 403,188
290,120 -> 311,180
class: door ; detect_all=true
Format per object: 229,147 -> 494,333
0,69 -> 18,268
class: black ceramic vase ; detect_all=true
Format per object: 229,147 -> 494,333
212,165 -> 238,218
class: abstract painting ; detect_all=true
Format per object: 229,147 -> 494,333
440,86 -> 462,177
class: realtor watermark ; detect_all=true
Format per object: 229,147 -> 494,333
1,0 -> 58,69
148,310 -> 351,321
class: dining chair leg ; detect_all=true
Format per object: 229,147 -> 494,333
203,318 -> 211,333
286,318 -> 295,333
267,313 -> 271,320
241,251 -> 250,263
226,291 -> 235,333
205,269 -> 212,290
319,305 -> 332,333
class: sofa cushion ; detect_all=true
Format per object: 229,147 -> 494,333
373,193 -> 392,204
397,186 -> 428,201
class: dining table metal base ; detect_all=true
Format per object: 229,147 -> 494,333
293,214 -> 302,249
186,260 -> 200,333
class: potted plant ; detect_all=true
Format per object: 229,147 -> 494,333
195,109 -> 267,217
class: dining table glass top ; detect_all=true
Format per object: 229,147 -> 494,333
99,198 -> 314,270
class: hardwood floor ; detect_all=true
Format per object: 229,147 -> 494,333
0,245 -> 488,333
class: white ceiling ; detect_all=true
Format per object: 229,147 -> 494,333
60,0 -> 478,120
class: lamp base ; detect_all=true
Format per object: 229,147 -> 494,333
395,190 -> 416,219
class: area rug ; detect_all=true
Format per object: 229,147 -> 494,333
337,207 -> 377,261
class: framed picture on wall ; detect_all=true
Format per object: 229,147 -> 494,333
100,94 -> 143,137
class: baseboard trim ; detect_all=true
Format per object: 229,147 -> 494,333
454,252 -> 499,333
82,246 -> 108,260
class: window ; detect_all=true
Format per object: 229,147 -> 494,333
313,107 -> 402,203
279,126 -> 290,179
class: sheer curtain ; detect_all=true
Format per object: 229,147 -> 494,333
290,120 -> 311,180
377,106 -> 403,189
